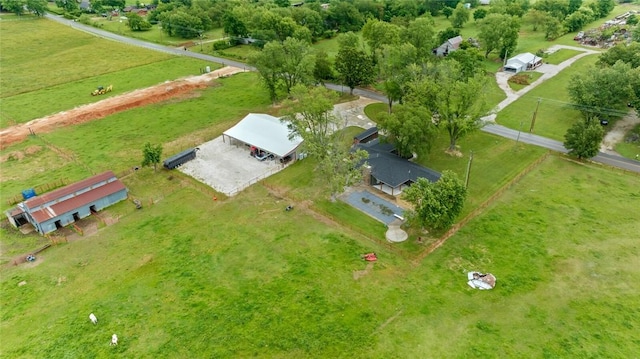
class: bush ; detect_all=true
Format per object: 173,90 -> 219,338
508,73 -> 532,85
77,14 -> 92,25
212,40 -> 232,51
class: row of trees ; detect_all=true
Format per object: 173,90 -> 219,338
0,0 -> 47,16
564,43 -> 640,159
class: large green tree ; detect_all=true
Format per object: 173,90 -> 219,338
334,33 -> 375,95
378,103 -> 438,158
378,43 -> 418,111
362,19 -> 401,56
249,37 -> 316,102
402,171 -> 467,230
564,120 -> 604,159
451,3 -> 471,29
282,85 -> 368,199
2,0 -> 25,15
567,61 -> 634,121
403,16 -> 437,61
26,0 -> 47,16
478,13 -> 521,58
415,61 -> 489,152
142,143 -> 163,171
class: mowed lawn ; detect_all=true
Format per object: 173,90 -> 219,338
496,54 -> 599,141
2,155 -> 639,358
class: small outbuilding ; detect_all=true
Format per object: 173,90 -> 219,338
434,36 -> 463,57
222,113 -> 304,163
5,171 -> 128,235
504,52 -> 543,73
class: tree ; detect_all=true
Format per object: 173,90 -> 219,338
627,15 -> 638,26
563,8 -> 593,32
442,6 -> 454,19
564,120 -> 604,159
2,0 -> 26,14
524,9 -> 549,31
543,15 -> 564,40
478,14 -> 520,58
249,37 -> 316,102
26,0 -> 47,16
282,85 -> 368,199
403,17 -> 437,61
437,27 -> 461,47
335,33 -> 375,94
593,0 -> 615,18
362,19 -> 401,56
378,103 -> 438,158
567,62 -> 634,121
325,1 -> 364,32
378,43 -> 417,111
127,12 -> 153,31
451,3 -> 471,29
416,61 -> 489,152
473,8 -> 488,21
313,50 -> 334,84
402,171 -> 467,230
597,43 -> 640,69
142,143 -> 163,171
54,0 -> 79,13
447,47 -> 485,80
568,0 -> 582,14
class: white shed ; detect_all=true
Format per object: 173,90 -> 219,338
504,52 -> 543,73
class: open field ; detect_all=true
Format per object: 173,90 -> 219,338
2,155 -> 639,358
2,10 -> 640,358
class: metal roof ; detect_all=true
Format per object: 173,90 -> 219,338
29,180 -> 126,223
223,113 -> 303,158
355,140 -> 441,187
24,171 -> 118,209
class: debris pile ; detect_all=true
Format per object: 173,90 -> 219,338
467,272 -> 496,290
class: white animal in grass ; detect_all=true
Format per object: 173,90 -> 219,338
89,313 -> 98,325
111,334 -> 118,346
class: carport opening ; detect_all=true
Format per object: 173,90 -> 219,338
89,205 -> 97,214
72,212 -> 80,221
54,220 -> 63,229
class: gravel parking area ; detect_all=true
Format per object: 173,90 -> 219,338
179,136 -> 284,196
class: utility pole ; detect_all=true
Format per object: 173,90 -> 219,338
529,98 -> 541,133
465,151 -> 474,188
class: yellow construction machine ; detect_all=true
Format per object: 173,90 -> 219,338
91,84 -> 113,96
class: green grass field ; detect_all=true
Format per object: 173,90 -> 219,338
2,155 -> 638,358
2,10 -> 640,359
615,122 -> 640,159
507,71 -> 543,92
496,54 -> 599,141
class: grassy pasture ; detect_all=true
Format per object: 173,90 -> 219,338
496,54 -> 598,141
0,57 -> 221,127
0,18 -> 172,98
2,155 -> 639,358
0,73 -> 272,209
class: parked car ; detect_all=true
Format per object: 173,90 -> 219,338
574,31 -> 585,40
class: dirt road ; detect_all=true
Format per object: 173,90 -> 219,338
0,66 -> 244,149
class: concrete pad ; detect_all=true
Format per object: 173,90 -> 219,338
179,136 -> 286,196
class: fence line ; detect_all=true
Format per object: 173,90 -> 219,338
6,178 -> 69,206
412,151 -> 552,265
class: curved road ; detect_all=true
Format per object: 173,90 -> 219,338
44,14 -> 640,174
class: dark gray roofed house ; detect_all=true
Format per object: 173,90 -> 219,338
5,171 -> 128,235
353,126 -> 378,145
354,133 -> 441,196
434,36 -> 463,57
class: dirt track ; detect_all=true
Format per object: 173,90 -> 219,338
0,66 -> 244,150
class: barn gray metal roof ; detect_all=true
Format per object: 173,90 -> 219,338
22,171 -> 127,223
223,113 -> 303,158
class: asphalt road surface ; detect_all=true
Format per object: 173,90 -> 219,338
43,14 -> 640,174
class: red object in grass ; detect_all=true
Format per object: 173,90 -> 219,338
363,253 -> 377,261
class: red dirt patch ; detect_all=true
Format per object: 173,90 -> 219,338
0,66 -> 245,150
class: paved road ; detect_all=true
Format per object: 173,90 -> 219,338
44,14 -> 640,174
